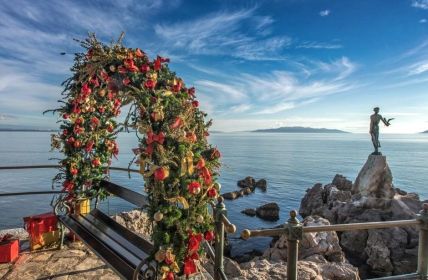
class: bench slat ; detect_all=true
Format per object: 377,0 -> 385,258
70,214 -> 143,268
82,211 -> 152,261
90,208 -> 153,253
58,215 -> 136,280
100,180 -> 148,208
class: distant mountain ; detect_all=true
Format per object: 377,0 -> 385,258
252,126 -> 349,133
422,130 -> 428,133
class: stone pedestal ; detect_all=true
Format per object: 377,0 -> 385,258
352,155 -> 395,208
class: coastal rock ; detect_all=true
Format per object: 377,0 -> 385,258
256,203 -> 280,221
255,179 -> 267,191
299,161 -> 422,277
263,216 -> 345,263
352,155 -> 395,206
241,208 -> 256,217
243,187 -> 253,195
332,174 -> 353,191
111,210 -> 152,239
204,257 -> 243,278
222,191 -> 241,200
237,176 -> 256,189
230,259 -> 359,280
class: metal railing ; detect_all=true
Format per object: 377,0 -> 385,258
0,164 -> 235,280
241,205 -> 428,280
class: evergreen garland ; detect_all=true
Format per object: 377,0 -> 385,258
50,34 -> 221,279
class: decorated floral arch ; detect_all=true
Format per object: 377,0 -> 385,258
50,34 -> 221,279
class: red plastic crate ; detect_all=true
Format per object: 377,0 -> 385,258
0,239 -> 19,263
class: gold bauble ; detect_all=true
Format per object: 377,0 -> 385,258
196,215 -> 204,223
154,211 -> 164,222
155,249 -> 166,262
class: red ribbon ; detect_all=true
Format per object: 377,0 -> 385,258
146,131 -> 165,145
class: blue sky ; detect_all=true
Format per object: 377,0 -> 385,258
0,0 -> 427,133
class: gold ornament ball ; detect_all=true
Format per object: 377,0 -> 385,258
196,215 -> 204,223
154,211 -> 164,222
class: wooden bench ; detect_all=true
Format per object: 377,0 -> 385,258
56,180 -> 155,280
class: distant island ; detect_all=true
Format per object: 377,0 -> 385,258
252,126 -> 349,133
422,130 -> 428,133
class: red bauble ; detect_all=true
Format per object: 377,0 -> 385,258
192,100 -> 199,107
140,64 -> 150,72
70,167 -> 78,176
186,132 -> 197,143
81,83 -> 92,95
63,180 -> 75,192
204,231 -> 215,241
207,188 -> 217,198
195,158 -> 205,169
144,79 -> 156,89
154,167 -> 168,181
122,77 -> 131,86
184,258 -> 197,276
91,158 -> 101,167
165,272 -> 174,280
187,181 -> 201,195
73,140 -> 82,148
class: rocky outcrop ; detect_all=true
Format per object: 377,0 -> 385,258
111,210 -> 152,239
241,208 -> 256,217
255,179 -> 267,191
299,156 -> 422,278
229,259 -> 360,280
332,174 -> 352,191
256,203 -> 280,221
352,155 -> 395,207
237,176 -> 256,189
264,216 -> 345,262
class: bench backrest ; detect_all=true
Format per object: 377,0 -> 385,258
99,180 -> 148,208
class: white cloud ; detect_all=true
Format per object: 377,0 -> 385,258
296,41 -> 342,49
253,102 -> 295,115
314,57 -> 357,80
319,10 -> 331,17
408,61 -> 428,75
197,57 -> 357,116
412,0 -> 428,9
154,8 -> 291,60
420,19 -> 427,23
230,104 -> 252,113
195,80 -> 246,101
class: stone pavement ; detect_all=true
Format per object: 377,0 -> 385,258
0,242 -> 120,280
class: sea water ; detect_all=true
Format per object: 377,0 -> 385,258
0,131 -> 427,255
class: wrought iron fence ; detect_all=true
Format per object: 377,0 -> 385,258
241,206 -> 428,280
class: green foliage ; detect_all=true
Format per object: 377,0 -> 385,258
50,34 -> 221,277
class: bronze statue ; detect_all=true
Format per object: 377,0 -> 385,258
370,107 -> 393,155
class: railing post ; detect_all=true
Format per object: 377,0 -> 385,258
417,203 -> 428,279
286,210 -> 303,280
214,196 -> 226,280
